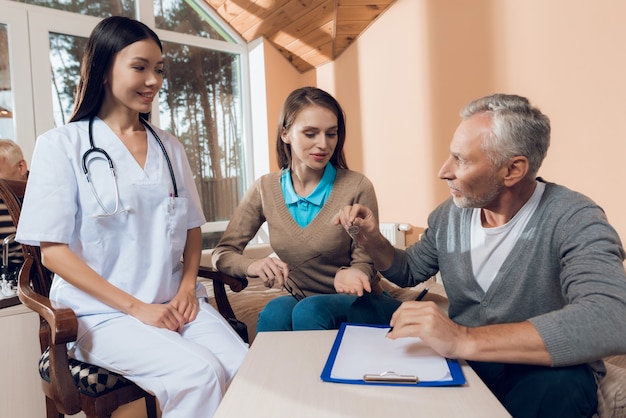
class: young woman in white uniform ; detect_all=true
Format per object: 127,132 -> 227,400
16,16 -> 247,417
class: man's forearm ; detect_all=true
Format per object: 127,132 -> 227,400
361,231 -> 396,271
461,321 -> 551,365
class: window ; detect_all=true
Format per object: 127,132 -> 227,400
0,3 -> 36,158
154,0 -> 231,41
0,24 -> 13,136
2,0 -> 253,243
49,32 -> 87,126
13,0 -> 136,18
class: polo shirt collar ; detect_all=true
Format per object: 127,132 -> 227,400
283,164 -> 337,206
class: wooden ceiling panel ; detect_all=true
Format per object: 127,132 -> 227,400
268,1 -> 333,45
300,41 -> 334,67
229,2 -> 291,32
335,20 -> 370,36
336,4 -> 390,21
204,0 -> 396,73
240,1 -> 316,41
273,46 -> 311,70
282,21 -> 333,57
206,0 -> 246,22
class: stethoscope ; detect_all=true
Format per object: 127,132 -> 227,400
82,116 -> 178,216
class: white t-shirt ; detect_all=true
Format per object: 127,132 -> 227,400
471,182 -> 546,292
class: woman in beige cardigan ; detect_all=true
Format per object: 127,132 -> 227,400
212,87 -> 382,332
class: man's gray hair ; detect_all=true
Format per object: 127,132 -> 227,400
460,94 -> 550,177
0,139 -> 25,166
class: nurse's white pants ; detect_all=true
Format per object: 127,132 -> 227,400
69,299 -> 248,417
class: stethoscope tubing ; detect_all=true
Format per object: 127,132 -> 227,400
82,116 -> 178,196
142,120 -> 178,198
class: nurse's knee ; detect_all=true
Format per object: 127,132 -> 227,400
175,352 -> 227,393
155,354 -> 228,416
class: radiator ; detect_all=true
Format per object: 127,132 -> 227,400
379,222 -> 411,249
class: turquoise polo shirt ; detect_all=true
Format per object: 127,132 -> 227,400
281,164 -> 337,228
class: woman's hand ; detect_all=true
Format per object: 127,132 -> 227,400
131,302 -> 187,333
170,285 -> 199,325
334,267 -> 371,296
246,256 -> 289,288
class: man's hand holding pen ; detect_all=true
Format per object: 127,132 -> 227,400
387,288 -> 429,334
415,287 -> 429,302
386,290 -> 468,360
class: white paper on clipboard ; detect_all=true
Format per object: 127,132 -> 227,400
329,324 -> 452,382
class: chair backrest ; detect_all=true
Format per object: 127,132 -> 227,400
0,179 -> 53,295
0,176 -> 64,362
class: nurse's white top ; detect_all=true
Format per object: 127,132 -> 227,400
17,118 -> 206,332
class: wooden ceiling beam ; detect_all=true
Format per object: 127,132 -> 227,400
240,0 -> 317,41
269,0 -> 334,47
203,0 -> 396,73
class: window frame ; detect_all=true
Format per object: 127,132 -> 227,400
0,1 -> 37,160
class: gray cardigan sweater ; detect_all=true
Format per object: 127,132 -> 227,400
382,180 -> 626,372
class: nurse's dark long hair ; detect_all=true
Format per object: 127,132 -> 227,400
276,87 -> 349,170
69,16 -> 162,123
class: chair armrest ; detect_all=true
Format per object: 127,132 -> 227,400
18,256 -> 78,345
198,265 -> 248,321
198,265 -> 248,292
17,255 -> 83,413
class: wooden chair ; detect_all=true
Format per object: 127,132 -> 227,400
0,179 -> 158,418
198,266 -> 249,343
2,177 -> 251,416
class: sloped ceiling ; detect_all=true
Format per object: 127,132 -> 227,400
204,0 -> 397,73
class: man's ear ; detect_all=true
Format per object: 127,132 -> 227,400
503,156 -> 529,187
17,160 -> 28,180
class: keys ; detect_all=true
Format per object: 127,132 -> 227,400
347,225 -> 359,241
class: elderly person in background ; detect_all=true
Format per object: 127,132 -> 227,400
0,139 -> 28,282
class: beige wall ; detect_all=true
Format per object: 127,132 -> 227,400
261,41 -> 316,173
261,0 -> 626,244
309,0 -> 626,244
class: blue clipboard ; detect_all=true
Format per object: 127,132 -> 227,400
320,323 -> 466,387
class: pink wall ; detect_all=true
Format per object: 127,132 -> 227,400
261,41 -> 316,173
261,0 -> 626,244
313,0 -> 626,244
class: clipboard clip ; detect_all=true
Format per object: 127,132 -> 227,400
363,371 -> 419,383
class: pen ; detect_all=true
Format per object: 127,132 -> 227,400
388,287 -> 430,334
415,287 -> 429,301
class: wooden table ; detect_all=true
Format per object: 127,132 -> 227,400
215,330 -> 511,418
